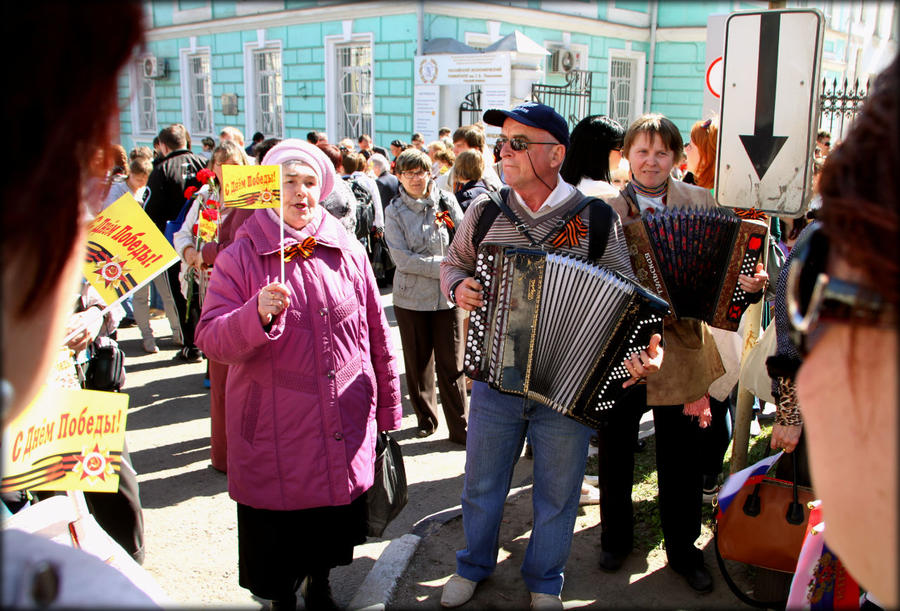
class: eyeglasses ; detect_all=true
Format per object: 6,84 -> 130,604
823,141 -> 831,147
786,225 -> 895,356
400,169 -> 428,179
496,136 -> 559,152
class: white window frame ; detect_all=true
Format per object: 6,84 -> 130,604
243,40 -> 285,139
606,1 -> 651,28
324,32 -> 375,143
179,46 -> 215,138
607,48 -> 646,128
130,54 -> 158,137
171,0 -> 211,25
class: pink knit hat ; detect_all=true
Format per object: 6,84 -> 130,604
260,139 -> 336,200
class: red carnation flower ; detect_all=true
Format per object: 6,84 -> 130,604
207,199 -> 220,209
196,169 -> 215,184
201,208 -> 219,222
191,223 -> 199,236
184,185 -> 198,199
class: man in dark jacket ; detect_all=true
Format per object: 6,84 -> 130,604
370,153 -> 399,208
144,124 -> 207,362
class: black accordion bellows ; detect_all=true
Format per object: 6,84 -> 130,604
464,244 -> 670,428
623,207 -> 768,331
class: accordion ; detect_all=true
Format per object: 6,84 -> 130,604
622,208 -> 768,331
464,244 -> 670,428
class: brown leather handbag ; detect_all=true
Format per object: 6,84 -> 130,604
714,452 -> 815,607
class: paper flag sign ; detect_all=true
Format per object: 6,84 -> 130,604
83,193 -> 180,306
222,165 -> 281,208
2,387 -> 129,493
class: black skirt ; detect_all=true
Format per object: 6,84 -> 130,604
236,493 -> 368,600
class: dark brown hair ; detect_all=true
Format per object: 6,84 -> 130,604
317,143 -> 342,172
454,150 -> 483,182
452,125 -> 485,150
3,4 -> 144,316
818,56 -> 899,305
622,113 -> 684,163
395,148 -> 432,174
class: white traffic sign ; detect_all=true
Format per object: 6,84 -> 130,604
715,9 -> 824,215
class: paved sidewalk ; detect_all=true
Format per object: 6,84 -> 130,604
353,447 -> 756,610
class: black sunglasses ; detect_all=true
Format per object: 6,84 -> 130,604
496,136 -> 559,152
786,224 -> 895,356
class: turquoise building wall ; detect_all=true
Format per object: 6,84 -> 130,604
118,0 -> 874,153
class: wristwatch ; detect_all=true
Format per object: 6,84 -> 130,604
449,280 -> 462,305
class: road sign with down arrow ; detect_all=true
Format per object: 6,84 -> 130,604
715,9 -> 824,216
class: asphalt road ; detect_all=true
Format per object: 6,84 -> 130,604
119,287 -> 505,608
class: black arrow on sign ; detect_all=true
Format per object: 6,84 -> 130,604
739,11 -> 787,180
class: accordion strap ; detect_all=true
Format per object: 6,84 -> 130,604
484,187 -> 600,252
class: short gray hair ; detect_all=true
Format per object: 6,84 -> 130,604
369,153 -> 390,173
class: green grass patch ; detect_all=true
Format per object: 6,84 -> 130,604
586,421 -> 775,553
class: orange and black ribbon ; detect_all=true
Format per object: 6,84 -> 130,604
435,210 -> 454,230
551,215 -> 588,249
283,236 -> 317,262
734,208 -> 769,221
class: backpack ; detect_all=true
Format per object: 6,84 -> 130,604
348,178 -> 375,242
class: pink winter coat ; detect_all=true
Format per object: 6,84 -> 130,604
195,207 -> 402,511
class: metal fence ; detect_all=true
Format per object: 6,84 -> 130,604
531,70 -> 592,130
818,76 -> 870,142
458,89 -> 482,128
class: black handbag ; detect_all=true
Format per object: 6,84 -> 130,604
366,431 -> 408,537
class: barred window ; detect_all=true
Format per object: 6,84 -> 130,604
135,58 -> 157,135
336,43 -> 372,141
253,48 -> 283,138
187,53 -> 213,136
609,56 -> 637,129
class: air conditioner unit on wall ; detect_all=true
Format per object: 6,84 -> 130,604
142,56 -> 167,79
549,47 -> 578,74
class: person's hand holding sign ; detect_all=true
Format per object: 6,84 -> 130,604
257,281 -> 291,327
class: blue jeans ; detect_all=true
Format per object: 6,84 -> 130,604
456,381 -> 592,595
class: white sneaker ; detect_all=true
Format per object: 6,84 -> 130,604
142,337 -> 159,354
579,484 -> 600,505
530,592 -> 563,610
441,574 -> 477,608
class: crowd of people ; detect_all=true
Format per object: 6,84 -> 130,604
2,5 -> 896,608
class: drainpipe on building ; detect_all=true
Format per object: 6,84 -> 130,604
644,2 -> 658,113
417,0 -> 424,56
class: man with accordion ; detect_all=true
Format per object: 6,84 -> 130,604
439,102 -> 665,609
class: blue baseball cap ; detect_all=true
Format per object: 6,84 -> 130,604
483,102 -> 570,149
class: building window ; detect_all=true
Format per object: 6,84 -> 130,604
185,52 -> 214,136
609,56 -> 638,128
336,43 -> 373,140
134,57 -> 157,136
253,47 -> 284,138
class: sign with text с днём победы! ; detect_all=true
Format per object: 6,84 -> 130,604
715,9 -> 824,216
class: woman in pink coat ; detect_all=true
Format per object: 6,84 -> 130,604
195,140 -> 402,610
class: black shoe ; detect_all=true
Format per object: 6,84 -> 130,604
174,346 -> 202,363
671,564 -> 713,593
598,550 -> 628,572
300,573 -> 339,610
416,426 -> 435,438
